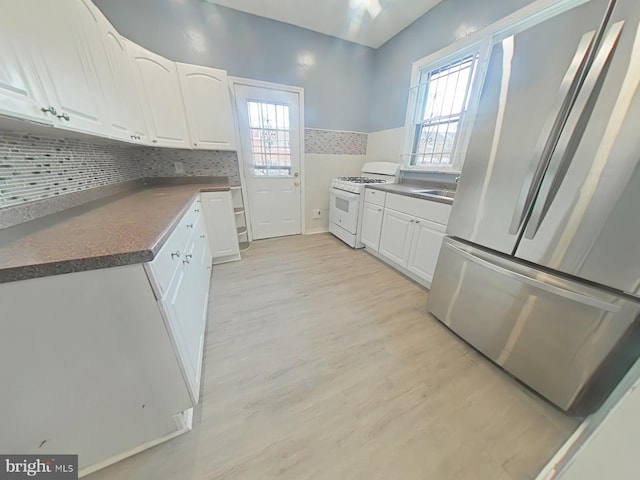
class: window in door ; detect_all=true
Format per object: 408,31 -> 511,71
247,101 -> 291,176
403,49 -> 481,171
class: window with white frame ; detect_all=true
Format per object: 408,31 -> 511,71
403,46 -> 482,171
400,0 -> 587,172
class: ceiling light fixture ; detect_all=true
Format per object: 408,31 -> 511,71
349,0 -> 382,19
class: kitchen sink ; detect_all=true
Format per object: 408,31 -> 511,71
413,189 -> 456,199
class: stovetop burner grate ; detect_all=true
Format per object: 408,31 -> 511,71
336,177 -> 387,184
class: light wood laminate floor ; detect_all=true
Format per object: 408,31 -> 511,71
87,233 -> 577,480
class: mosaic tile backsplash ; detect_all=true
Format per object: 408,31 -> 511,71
304,129 -> 368,155
0,132 -> 140,209
0,127 -> 361,213
0,132 -> 241,211
137,148 -> 240,185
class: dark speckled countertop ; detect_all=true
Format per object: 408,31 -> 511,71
365,183 -> 455,205
0,178 -> 230,284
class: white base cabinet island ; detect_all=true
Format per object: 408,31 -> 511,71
0,192 -> 230,477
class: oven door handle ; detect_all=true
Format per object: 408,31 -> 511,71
330,188 -> 360,200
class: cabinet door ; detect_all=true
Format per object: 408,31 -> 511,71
24,0 -> 107,136
360,202 -> 384,251
104,34 -> 149,143
0,1 -> 51,124
177,63 -> 236,150
76,0 -> 131,140
128,42 -> 190,148
379,208 -> 414,267
201,192 -> 240,259
163,258 -> 203,405
407,218 -> 447,286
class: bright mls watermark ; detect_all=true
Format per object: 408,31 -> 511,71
0,455 -> 77,479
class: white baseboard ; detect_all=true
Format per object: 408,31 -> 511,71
534,421 -> 589,480
78,409 -> 194,478
305,228 -> 329,235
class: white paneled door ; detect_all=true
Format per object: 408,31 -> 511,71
234,84 -> 302,240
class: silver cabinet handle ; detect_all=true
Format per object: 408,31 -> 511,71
183,259 -> 190,265
57,112 -> 70,121
171,251 -> 180,259
446,242 -> 621,312
186,223 -> 193,229
200,235 -> 205,239
410,219 -> 415,223
152,139 -> 158,143
194,209 -> 200,213
416,220 -> 421,224
41,106 -> 57,115
185,254 -> 193,259
193,141 -> 198,146
378,208 -> 382,212
371,191 -> 375,194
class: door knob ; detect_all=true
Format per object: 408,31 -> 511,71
294,172 -> 299,177
294,182 -> 300,187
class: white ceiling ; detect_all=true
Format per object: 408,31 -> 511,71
203,0 -> 442,49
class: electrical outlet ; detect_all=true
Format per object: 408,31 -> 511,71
312,209 -> 321,219
174,161 -> 185,174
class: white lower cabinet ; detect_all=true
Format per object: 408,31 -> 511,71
379,208 -> 415,266
407,218 -> 446,285
0,265 -> 194,475
360,202 -> 384,251
201,191 -> 241,263
148,197 -> 212,405
374,192 -> 452,288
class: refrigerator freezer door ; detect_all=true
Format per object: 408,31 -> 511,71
447,0 -> 608,254
427,237 -> 640,411
514,1 -> 640,296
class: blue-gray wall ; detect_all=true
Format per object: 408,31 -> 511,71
94,0 -> 534,133
92,0 -> 374,132
369,0 -> 534,132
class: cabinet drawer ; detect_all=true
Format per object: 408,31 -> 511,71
148,223 -> 186,298
147,198 -> 202,298
364,188 -> 386,207
386,193 -> 451,225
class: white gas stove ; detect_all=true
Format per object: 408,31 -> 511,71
329,162 -> 399,248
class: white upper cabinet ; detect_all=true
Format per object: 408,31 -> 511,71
0,1 -> 53,125
0,0 -> 234,150
22,0 -> 108,136
127,42 -> 191,148
76,0 -> 132,141
102,33 -> 149,143
177,63 -> 236,150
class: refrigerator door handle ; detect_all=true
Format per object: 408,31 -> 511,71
524,21 -> 625,240
508,32 -> 595,236
446,242 -> 621,313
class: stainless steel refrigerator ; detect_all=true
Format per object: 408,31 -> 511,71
427,0 -> 640,414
